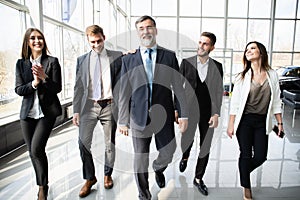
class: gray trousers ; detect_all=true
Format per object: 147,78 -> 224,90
78,100 -> 116,180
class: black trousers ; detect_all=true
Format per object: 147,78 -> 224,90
236,113 -> 268,188
20,116 -> 56,186
181,110 -> 213,180
131,111 -> 176,200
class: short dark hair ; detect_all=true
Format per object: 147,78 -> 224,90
85,25 -> 104,37
201,32 -> 216,46
135,15 -> 156,28
21,28 -> 49,59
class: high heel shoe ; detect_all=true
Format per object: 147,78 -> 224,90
37,185 -> 48,200
243,187 -> 252,200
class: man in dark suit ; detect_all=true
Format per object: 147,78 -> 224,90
178,32 -> 223,196
72,25 -> 122,197
118,15 -> 188,200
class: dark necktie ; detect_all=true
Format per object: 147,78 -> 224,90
145,48 -> 153,105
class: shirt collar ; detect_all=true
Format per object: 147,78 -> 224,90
92,48 -> 107,57
140,44 -> 157,54
30,54 -> 42,64
197,56 -> 209,65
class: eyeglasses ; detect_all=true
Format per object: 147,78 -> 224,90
137,26 -> 155,32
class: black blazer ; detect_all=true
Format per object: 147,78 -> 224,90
118,46 -> 188,131
15,54 -> 62,119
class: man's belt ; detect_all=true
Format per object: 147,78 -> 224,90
96,99 -> 113,107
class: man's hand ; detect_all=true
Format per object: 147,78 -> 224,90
174,111 -> 179,124
178,118 -> 188,133
208,114 -> 219,128
73,113 -> 80,126
119,125 -> 129,136
123,49 -> 137,55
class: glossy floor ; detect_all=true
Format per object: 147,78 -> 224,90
1,97 -> 300,200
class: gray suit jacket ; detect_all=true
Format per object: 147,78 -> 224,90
73,49 -> 122,115
179,56 -> 223,116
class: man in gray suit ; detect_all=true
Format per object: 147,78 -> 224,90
72,25 -> 122,198
118,15 -> 188,200
178,32 -> 223,196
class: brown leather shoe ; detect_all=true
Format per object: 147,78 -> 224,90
104,176 -> 113,189
79,177 -> 97,198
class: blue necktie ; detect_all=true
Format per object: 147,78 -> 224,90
145,48 -> 153,105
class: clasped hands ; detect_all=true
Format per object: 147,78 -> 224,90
32,63 -> 48,87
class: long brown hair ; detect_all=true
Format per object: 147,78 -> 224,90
21,28 -> 49,59
240,41 -> 271,79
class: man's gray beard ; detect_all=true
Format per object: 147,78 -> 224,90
141,38 -> 153,47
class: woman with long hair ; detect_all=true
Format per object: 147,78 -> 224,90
15,28 -> 62,200
227,41 -> 283,200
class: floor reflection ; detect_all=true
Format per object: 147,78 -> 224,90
0,97 -> 299,200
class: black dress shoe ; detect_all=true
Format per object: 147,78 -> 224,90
179,159 -> 188,172
155,171 -> 165,188
193,178 -> 208,196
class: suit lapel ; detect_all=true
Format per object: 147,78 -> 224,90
136,48 -> 144,65
24,59 -> 34,80
106,49 -> 115,83
135,48 -> 149,83
187,56 -> 198,85
83,52 -> 91,88
154,46 -> 165,78
41,55 -> 49,73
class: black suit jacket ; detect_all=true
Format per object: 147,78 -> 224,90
118,46 -> 188,131
15,54 -> 62,119
179,56 -> 223,116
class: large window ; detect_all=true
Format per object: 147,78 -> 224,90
62,28 -> 84,99
228,0 -> 247,18
0,0 -> 132,124
0,4 -> 23,119
1,0 -> 300,124
129,0 -> 299,91
179,0 -> 201,16
227,19 -> 247,51
0,0 -> 87,122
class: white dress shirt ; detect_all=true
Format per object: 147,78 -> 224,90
28,54 -> 44,119
197,56 -> 209,82
140,45 -> 157,75
89,49 -> 112,100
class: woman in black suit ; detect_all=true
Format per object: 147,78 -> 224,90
15,28 -> 62,200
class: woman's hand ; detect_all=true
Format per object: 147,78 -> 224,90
227,122 -> 235,139
32,64 -> 47,81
